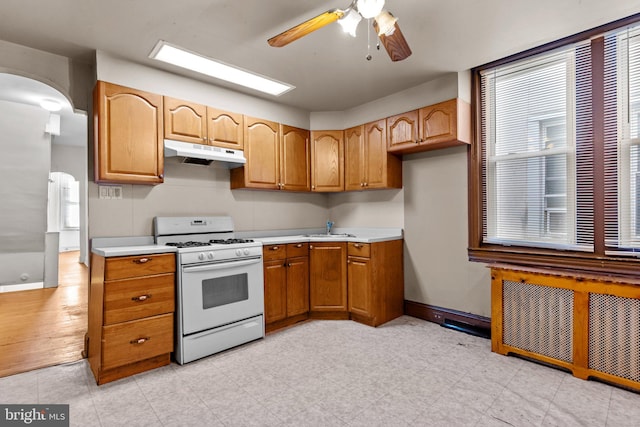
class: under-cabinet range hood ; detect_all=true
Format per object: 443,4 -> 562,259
164,139 -> 246,168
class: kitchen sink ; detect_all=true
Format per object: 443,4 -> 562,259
306,233 -> 356,238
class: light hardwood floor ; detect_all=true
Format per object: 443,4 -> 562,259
0,251 -> 87,378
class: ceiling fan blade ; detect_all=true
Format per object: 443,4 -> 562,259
373,20 -> 412,62
268,9 -> 345,47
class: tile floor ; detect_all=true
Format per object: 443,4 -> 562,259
1,316 -> 640,426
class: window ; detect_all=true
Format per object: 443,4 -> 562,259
481,48 -> 580,250
611,26 -> 640,251
470,14 -> 640,274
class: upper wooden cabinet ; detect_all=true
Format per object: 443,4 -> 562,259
346,120 -> 402,191
163,97 -> 243,150
280,125 -> 311,191
94,81 -> 164,185
387,98 -> 471,154
207,108 -> 244,150
231,119 -> 309,191
163,97 -> 207,145
310,130 -> 344,192
231,116 -> 280,189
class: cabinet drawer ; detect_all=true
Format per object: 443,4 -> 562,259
348,242 -> 370,258
287,242 -> 308,258
102,313 -> 173,370
103,273 -> 175,325
263,244 -> 286,261
105,253 -> 175,281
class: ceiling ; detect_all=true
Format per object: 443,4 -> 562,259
0,0 -> 639,113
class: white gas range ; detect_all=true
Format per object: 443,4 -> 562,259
153,216 -> 264,364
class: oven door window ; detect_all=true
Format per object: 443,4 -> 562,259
202,273 -> 249,309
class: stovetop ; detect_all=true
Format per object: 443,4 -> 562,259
166,238 -> 255,249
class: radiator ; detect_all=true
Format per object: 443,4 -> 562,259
492,265 -> 640,391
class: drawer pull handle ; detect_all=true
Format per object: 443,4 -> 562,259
270,246 -> 279,251
354,244 -> 362,248
130,337 -> 150,345
133,258 -> 151,264
295,244 -> 303,248
132,294 -> 152,302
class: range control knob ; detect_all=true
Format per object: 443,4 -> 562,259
207,252 -> 215,260
243,248 -> 250,256
235,249 -> 242,256
198,253 -> 205,261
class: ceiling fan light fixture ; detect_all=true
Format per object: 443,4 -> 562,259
375,11 -> 397,36
356,0 -> 385,19
338,8 -> 362,37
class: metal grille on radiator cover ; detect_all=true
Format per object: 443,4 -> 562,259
502,280 -> 574,363
589,293 -> 640,382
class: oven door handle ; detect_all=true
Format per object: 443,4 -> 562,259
182,257 -> 262,273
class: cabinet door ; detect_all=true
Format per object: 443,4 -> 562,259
264,259 -> 287,324
419,99 -> 458,146
281,125 -> 310,191
344,125 -> 364,191
207,108 -> 244,150
95,81 -> 164,184
286,256 -> 309,317
387,110 -> 419,153
309,243 -> 347,311
347,256 -> 371,318
363,119 -> 387,189
163,97 -> 207,145
239,116 -> 280,189
310,130 -> 344,192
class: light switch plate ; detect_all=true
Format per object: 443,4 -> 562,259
98,185 -> 123,199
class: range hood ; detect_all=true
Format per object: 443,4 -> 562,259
164,139 -> 246,168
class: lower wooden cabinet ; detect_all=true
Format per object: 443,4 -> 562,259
264,238 -> 404,329
263,243 -> 310,332
309,242 -> 348,318
347,240 -> 404,327
87,252 -> 175,385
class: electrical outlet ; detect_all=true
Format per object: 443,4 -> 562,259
98,185 -> 123,200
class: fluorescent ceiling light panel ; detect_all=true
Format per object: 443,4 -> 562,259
149,41 -> 294,96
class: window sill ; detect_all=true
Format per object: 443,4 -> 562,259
468,245 -> 640,278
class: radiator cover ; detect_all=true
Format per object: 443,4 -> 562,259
492,265 -> 640,392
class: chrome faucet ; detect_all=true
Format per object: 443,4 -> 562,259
326,220 -> 334,235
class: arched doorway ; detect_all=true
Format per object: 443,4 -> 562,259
0,73 -> 87,291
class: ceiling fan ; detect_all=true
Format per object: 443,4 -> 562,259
267,0 -> 412,62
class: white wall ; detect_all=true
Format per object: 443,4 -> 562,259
0,101 -> 51,286
403,147 -> 491,317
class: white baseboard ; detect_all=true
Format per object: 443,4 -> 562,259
0,282 -> 44,293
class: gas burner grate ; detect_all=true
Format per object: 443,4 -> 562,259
209,238 -> 255,244
166,241 -> 212,248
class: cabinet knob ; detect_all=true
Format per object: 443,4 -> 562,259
311,185 -> 315,190
132,294 -> 152,302
130,337 -> 150,345
360,183 -> 364,187
309,245 -> 313,250
203,137 -> 208,142
295,243 -> 303,248
354,243 -> 362,248
270,246 -> 279,251
287,263 -> 293,267
133,258 -> 151,264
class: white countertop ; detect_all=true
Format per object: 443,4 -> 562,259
91,236 -> 177,257
92,245 -> 177,257
250,227 -> 403,245
91,227 -> 403,257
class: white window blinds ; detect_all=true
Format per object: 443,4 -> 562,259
480,43 -> 593,251
605,24 -> 640,254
